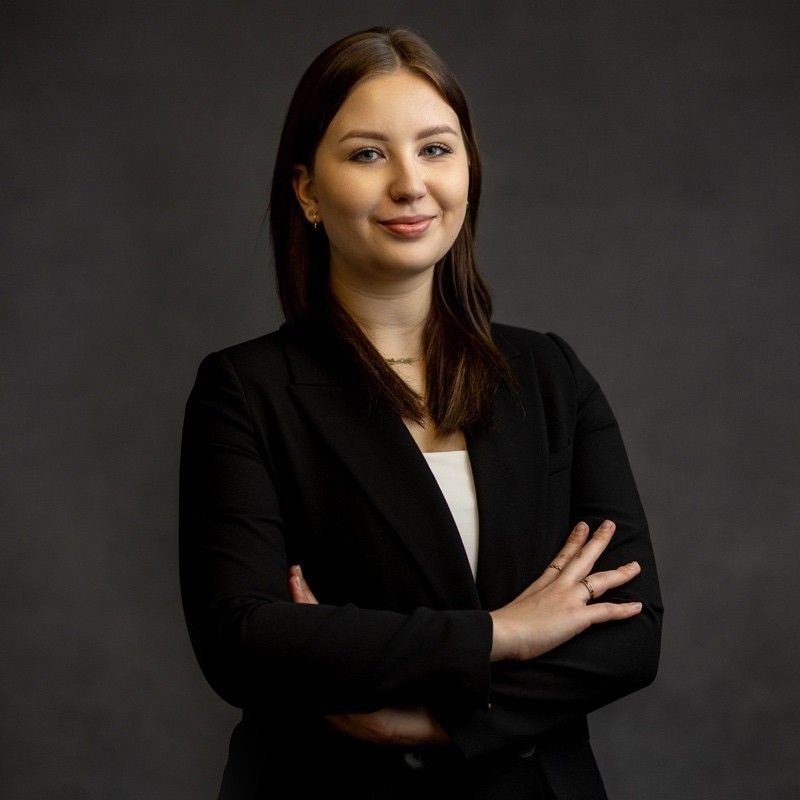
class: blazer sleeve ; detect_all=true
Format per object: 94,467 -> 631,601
432,332 -> 663,760
178,350 -> 494,716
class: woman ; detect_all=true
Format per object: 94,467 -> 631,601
179,26 -> 662,800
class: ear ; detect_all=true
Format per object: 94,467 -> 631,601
292,164 -> 318,222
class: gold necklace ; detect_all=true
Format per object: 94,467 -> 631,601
384,356 -> 421,365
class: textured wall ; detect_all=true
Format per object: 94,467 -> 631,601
3,1 -> 798,797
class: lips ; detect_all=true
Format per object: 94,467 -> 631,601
378,215 -> 435,237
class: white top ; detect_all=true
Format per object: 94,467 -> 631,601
422,449 -> 479,578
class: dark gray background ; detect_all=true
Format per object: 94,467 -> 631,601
3,1 -> 798,797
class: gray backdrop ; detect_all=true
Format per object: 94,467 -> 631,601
3,1 -> 798,797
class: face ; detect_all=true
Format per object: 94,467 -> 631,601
293,68 -> 470,284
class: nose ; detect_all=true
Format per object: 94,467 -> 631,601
389,154 -> 427,202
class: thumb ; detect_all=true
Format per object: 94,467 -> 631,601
290,564 -> 319,605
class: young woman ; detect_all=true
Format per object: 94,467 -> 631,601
179,26 -> 662,800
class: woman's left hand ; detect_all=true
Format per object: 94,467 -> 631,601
288,565 -> 451,747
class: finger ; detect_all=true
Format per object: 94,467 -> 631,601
561,519 -> 617,581
288,565 -> 303,601
288,565 -> 318,604
577,562 -> 641,601
288,573 -> 303,602
292,575 -> 317,604
515,522 -> 590,601
543,521 -> 590,579
296,566 -> 319,604
584,600 -> 643,625
289,572 -> 310,603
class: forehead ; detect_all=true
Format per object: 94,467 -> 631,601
325,69 -> 460,137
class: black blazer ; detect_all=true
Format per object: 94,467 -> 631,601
178,320 -> 663,800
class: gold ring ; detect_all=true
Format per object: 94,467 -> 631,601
580,577 -> 595,599
548,563 -> 562,571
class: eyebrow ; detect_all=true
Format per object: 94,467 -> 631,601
337,125 -> 459,144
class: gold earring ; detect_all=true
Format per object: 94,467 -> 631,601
310,210 -> 320,231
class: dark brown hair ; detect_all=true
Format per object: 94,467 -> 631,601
269,26 -> 519,433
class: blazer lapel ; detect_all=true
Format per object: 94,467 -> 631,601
279,321 -> 549,612
467,337 -> 550,610
281,323 -> 479,608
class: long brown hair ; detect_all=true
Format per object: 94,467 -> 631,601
268,26 -> 519,433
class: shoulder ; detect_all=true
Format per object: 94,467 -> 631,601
215,327 -> 287,369
491,321 -> 588,382
187,326 -> 293,398
195,325 -> 288,370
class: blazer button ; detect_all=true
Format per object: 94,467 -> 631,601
517,743 -> 536,759
403,751 -> 427,770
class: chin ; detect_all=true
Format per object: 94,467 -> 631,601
382,249 -> 449,273
383,239 -> 454,266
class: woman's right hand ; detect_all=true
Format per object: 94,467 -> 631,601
489,520 -> 643,662
288,565 -> 451,747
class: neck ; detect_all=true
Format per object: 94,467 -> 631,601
329,265 -> 433,359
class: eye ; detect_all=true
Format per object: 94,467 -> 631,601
349,147 -> 383,163
421,142 -> 453,158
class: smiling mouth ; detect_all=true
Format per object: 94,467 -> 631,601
378,217 -> 434,237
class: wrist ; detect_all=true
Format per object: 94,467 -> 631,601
488,612 -> 516,662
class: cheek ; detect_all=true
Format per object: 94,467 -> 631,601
316,170 -> 373,221
439,164 -> 470,209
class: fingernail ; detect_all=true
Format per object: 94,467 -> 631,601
628,561 -> 640,568
601,520 -> 614,529
576,521 -> 587,532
